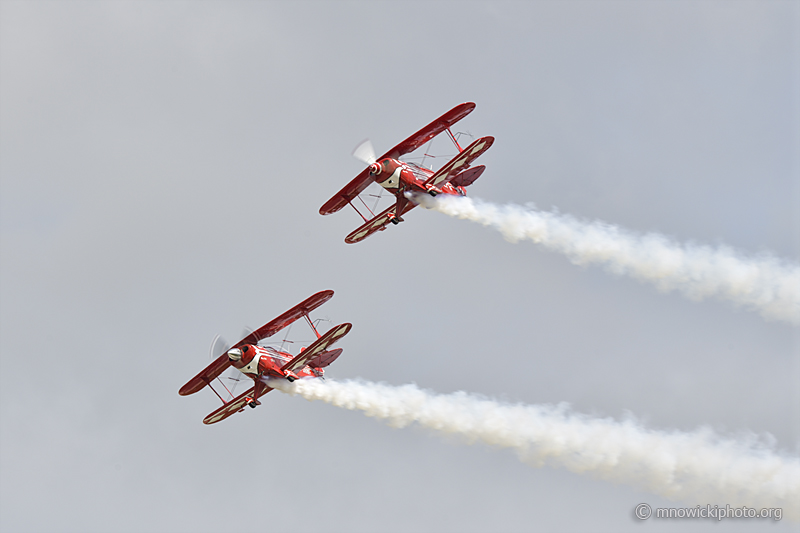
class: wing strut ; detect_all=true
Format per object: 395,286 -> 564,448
446,128 -> 463,152
304,313 -> 322,340
214,375 -> 236,403
347,197 -> 376,223
207,380 -> 228,404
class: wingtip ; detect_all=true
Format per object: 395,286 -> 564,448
314,289 -> 335,300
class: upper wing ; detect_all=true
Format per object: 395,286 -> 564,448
344,202 -> 417,244
202,383 -> 274,425
319,168 -> 373,216
235,289 -> 334,347
382,102 -> 475,160
178,290 -> 334,396
281,322 -> 352,373
424,136 -> 494,189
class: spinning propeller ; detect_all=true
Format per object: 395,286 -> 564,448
353,139 -> 381,176
352,139 -> 386,210
207,332 -> 248,398
352,138 -> 376,165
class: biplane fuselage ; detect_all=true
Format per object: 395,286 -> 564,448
179,290 -> 351,425
229,344 -> 322,382
370,158 -> 466,197
320,102 -> 494,244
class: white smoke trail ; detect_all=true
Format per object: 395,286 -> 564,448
413,194 -> 800,325
269,378 -> 800,519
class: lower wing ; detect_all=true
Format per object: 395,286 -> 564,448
202,383 -> 273,425
344,202 -> 417,244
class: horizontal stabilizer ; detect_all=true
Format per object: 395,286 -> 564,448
450,165 -> 485,188
307,348 -> 342,369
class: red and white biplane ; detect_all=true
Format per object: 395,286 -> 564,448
320,102 -> 494,243
179,290 -> 351,424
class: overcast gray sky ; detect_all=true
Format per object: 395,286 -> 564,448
1,1 -> 798,532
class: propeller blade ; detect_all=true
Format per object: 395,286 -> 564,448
239,326 -> 255,344
352,138 -> 376,166
206,334 -> 239,400
224,328 -> 255,397
209,334 -> 229,360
